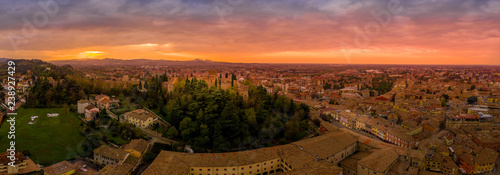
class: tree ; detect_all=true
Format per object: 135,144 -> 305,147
467,96 -> 478,104
312,118 -> 321,127
323,83 -> 331,89
470,85 -> 476,91
133,127 -> 145,139
0,92 -> 5,101
441,98 -> 447,107
179,117 -> 195,139
166,126 -> 179,138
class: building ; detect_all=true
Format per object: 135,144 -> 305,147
77,99 -> 90,114
99,156 -> 139,175
95,94 -> 119,109
0,151 -> 27,174
445,114 -> 492,129
93,145 -> 130,166
356,148 -> 400,175
339,151 -> 372,175
124,139 -> 149,158
42,160 -> 75,175
84,105 -> 99,121
473,148 -> 498,174
143,131 -> 357,175
121,109 -> 157,128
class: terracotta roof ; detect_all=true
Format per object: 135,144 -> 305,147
475,148 -> 498,165
42,160 -> 75,175
292,131 -> 357,160
124,139 -> 149,155
85,104 -> 97,110
124,109 -> 156,121
99,155 -> 139,175
339,151 -> 372,171
0,151 -> 26,164
144,131 -> 357,174
78,99 -> 89,103
357,148 -> 400,173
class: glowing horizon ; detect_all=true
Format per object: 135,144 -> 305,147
0,0 -> 499,65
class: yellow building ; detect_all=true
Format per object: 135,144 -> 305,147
422,153 -> 444,172
473,148 -> 498,174
43,161 -> 75,175
143,131 -> 357,175
357,148 -> 400,175
122,109 -> 157,128
124,139 -> 149,158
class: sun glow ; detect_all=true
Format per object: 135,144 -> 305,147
79,51 -> 104,58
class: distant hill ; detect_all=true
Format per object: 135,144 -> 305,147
0,59 -> 82,79
49,58 -> 239,66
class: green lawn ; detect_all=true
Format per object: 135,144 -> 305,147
0,107 -> 86,165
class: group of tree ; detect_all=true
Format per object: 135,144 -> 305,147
136,77 -> 311,152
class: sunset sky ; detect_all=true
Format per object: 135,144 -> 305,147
0,0 -> 499,64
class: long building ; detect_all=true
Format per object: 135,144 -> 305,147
143,131 -> 357,175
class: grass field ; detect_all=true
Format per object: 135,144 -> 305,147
0,107 -> 86,165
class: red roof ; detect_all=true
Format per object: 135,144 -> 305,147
452,115 -> 479,120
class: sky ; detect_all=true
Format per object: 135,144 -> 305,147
0,0 -> 499,65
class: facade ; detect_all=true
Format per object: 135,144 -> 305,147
43,160 -> 75,175
95,94 -> 119,109
143,131 -> 357,175
93,145 -> 130,166
77,99 -> 90,114
445,114 -> 492,129
356,148 -> 399,175
84,105 -> 99,121
121,109 -> 157,128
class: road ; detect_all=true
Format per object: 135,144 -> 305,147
327,119 -> 384,142
141,128 -> 177,151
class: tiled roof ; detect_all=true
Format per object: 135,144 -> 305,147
357,147 -> 399,173
124,139 -> 149,155
42,160 -> 75,175
93,145 -> 129,161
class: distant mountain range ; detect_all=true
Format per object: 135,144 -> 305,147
48,58 -> 239,66
0,58 -> 9,62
